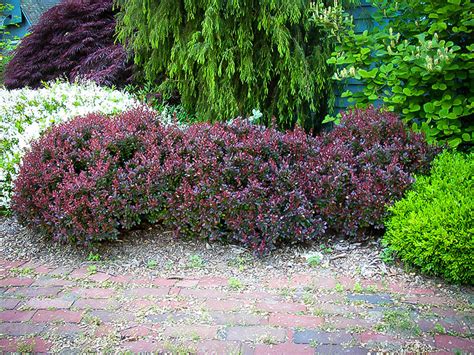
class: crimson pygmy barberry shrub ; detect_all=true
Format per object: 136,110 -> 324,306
4,0 -> 132,89
311,107 -> 441,237
164,121 -> 327,253
13,107 -> 439,252
12,108 -> 182,244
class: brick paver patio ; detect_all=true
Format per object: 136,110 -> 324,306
0,257 -> 472,353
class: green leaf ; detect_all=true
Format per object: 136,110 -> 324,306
423,102 -> 435,113
448,138 -> 462,147
403,88 -> 412,96
358,68 -> 378,79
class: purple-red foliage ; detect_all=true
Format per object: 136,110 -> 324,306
13,107 -> 439,252
12,108 -> 181,244
310,107 -> 441,237
4,0 -> 132,89
164,122 -> 327,253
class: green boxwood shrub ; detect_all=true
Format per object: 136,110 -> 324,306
383,151 -> 474,284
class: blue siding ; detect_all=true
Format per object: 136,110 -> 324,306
2,0 -> 22,25
1,0 -> 31,45
334,1 -> 385,112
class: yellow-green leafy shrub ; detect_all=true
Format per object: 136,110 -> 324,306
383,151 -> 473,284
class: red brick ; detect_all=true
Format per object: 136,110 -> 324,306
0,310 -> 35,322
95,324 -> 115,337
289,274 -> 313,288
162,325 -> 218,339
180,288 -> 227,299
121,325 -> 160,339
226,326 -> 286,342
129,277 -> 152,285
32,310 -> 83,323
175,279 -> 199,288
25,297 -> 73,309
48,266 -> 73,277
205,299 -> 250,311
0,337 -> 51,352
0,323 -> 45,336
339,276 -> 357,289
313,276 -> 337,289
0,298 -> 20,310
404,295 -> 453,306
156,300 -> 188,310
0,277 -> 34,287
269,313 -> 324,328
123,287 -> 170,298
121,340 -> 162,352
266,277 -> 289,289
53,324 -> 85,337
35,265 -> 54,274
109,274 -> 133,283
151,277 -> 177,287
196,340 -> 241,355
331,316 -> 372,329
359,331 -> 400,344
435,335 -> 474,352
236,291 -> 281,301
0,260 -> 26,271
210,311 -> 267,326
255,343 -> 313,355
408,288 -> 436,295
6,286 -> 62,297
256,301 -> 306,313
73,299 -> 119,310
124,299 -> 155,311
360,279 -> 383,290
69,268 -> 90,279
88,272 -> 110,283
71,287 -> 116,299
198,276 -> 229,288
169,287 -> 181,296
32,278 -> 73,287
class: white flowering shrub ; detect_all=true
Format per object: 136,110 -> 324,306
0,81 -> 138,210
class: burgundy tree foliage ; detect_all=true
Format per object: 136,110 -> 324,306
13,107 -> 440,253
4,0 -> 133,89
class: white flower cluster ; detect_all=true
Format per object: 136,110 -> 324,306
0,80 -> 138,209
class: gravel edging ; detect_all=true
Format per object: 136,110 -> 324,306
0,217 -> 472,301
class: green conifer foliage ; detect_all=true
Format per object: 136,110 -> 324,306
115,0 -> 344,130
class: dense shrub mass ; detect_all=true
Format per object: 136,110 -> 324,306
383,152 -> 473,284
13,107 -> 439,252
313,108 -> 441,237
12,108 -> 176,243
0,81 -> 137,210
4,0 -> 132,89
164,123 -> 327,253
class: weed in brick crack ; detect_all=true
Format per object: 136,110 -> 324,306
10,267 -> 35,276
87,253 -> 101,262
87,265 -> 97,275
147,260 -> 158,269
16,341 -> 34,353
228,277 -> 244,291
378,310 -> 421,336
187,255 -> 204,269
258,334 -> 278,345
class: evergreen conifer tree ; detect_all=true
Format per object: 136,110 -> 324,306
116,0 -> 348,130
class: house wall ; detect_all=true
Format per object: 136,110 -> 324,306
333,0 -> 384,112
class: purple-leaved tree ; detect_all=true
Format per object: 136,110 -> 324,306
4,0 -> 133,89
